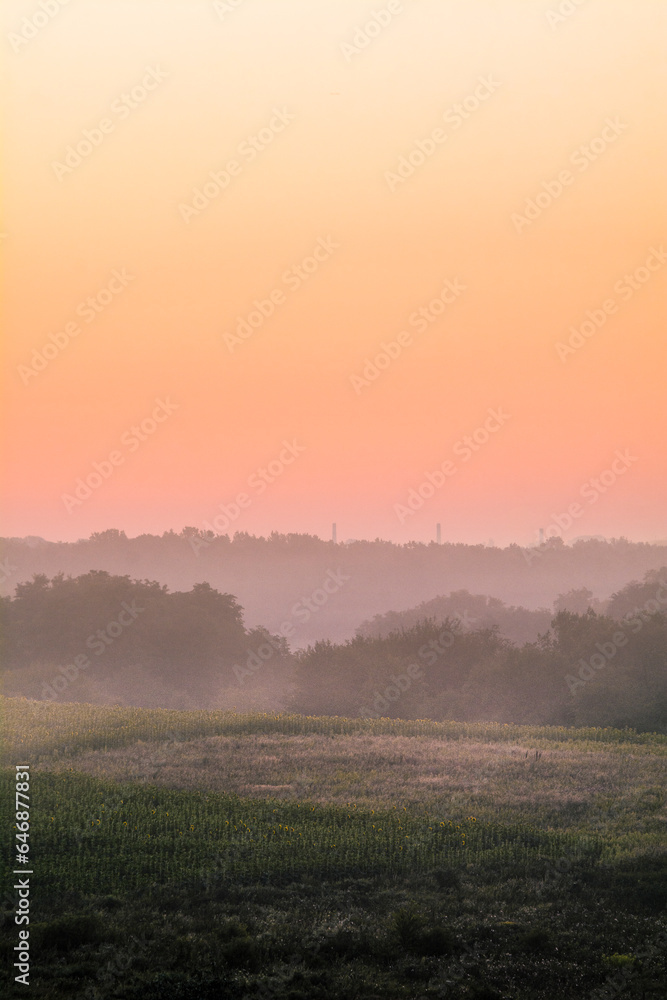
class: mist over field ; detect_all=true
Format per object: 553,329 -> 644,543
2,532 -> 666,735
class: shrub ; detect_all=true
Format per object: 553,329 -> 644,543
433,866 -> 461,891
603,953 -> 636,967
389,905 -> 453,955
220,934 -> 261,970
519,927 -> 551,953
390,905 -> 426,950
216,917 -> 249,942
36,913 -> 105,951
417,924 -> 454,956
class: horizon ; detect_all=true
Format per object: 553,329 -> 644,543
6,527 -> 667,549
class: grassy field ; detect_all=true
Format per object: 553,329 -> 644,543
1,696 -> 666,999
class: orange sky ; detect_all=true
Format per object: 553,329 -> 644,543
2,0 -> 666,546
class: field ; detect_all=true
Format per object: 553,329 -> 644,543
1,697 -> 666,999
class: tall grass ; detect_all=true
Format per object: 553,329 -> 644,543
2,696 -> 665,763
0,769 -> 605,895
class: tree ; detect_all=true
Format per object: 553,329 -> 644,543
89,529 -> 127,542
554,588 -> 594,615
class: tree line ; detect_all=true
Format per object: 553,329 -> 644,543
292,569 -> 667,731
1,568 -> 665,731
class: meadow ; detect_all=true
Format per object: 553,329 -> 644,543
1,696 -> 666,999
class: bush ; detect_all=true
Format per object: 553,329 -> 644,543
603,953 -> 636,967
417,925 -> 454,956
99,894 -> 123,910
220,934 -> 261,970
518,927 -> 551,953
36,913 -> 105,952
319,929 -> 362,959
433,866 -> 461,891
389,905 -> 453,955
215,917 -> 249,942
470,988 -> 503,1000
390,905 -> 426,950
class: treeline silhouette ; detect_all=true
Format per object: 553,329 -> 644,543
2,529 -> 667,647
355,584 -> 631,645
356,590 -> 556,645
290,609 -> 666,732
1,567 -> 665,731
1,571 -> 290,708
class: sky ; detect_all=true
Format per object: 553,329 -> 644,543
2,0 -> 666,547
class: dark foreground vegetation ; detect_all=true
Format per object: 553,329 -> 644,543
1,701 -> 666,998
2,847 -> 665,999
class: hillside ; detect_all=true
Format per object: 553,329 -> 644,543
1,698 -> 665,999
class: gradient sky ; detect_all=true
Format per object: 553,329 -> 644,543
2,0 -> 666,546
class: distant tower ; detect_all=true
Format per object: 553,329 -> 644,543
332,523 -> 337,544
539,527 -> 545,545
436,523 -> 441,544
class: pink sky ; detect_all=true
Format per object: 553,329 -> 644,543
2,0 -> 666,545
